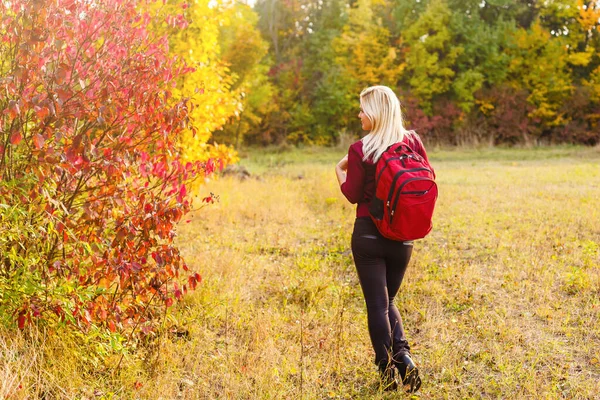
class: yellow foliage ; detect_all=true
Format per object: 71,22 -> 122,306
145,0 -> 239,167
567,49 -> 593,66
507,22 -> 573,127
399,0 -> 463,112
578,0 -> 600,32
476,99 -> 495,116
333,0 -> 403,92
583,65 -> 600,101
514,22 -> 550,50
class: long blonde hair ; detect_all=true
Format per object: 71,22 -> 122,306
360,86 -> 413,162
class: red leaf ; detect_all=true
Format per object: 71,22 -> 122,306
205,159 -> 215,174
177,184 -> 187,202
33,134 -> 45,149
34,106 -> 49,120
6,100 -> 20,118
56,88 -> 70,103
55,64 -> 68,85
17,314 -> 25,330
0,0 -> 219,335
188,273 -> 202,290
10,132 -> 22,145
152,252 -> 162,265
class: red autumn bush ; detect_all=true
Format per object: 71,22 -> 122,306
401,93 -> 463,145
556,87 -> 600,146
0,0 -> 212,335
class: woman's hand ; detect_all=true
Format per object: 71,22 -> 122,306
336,154 -> 348,186
337,154 -> 348,171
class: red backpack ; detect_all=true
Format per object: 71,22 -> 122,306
369,142 -> 438,241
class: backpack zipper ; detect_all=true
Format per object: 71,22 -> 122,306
375,153 -> 423,185
390,177 -> 435,220
385,168 -> 430,208
375,155 -> 404,185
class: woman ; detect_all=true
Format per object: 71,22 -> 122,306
335,86 -> 431,393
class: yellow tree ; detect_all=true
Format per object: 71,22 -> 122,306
214,2 -> 273,148
578,1 -> 600,132
538,0 -> 597,70
578,0 -> 600,99
333,0 -> 404,97
506,22 -> 573,129
146,0 -> 239,167
577,0 -> 600,35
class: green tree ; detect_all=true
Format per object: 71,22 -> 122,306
214,2 -> 273,148
446,0 -> 516,112
506,22 -> 573,134
400,0 -> 462,114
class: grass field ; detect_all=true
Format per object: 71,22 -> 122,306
2,145 -> 600,399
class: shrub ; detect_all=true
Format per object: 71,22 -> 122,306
401,93 -> 462,145
0,0 -> 211,337
475,86 -> 538,145
556,87 -> 600,145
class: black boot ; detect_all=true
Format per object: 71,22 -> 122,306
378,363 -> 399,391
395,353 -> 422,393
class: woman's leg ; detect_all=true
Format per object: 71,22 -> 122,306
351,218 -> 392,368
384,241 -> 413,359
384,240 -> 421,392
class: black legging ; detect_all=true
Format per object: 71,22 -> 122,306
351,217 -> 413,368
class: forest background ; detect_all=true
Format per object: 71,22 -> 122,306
0,0 -> 599,398
212,0 -> 600,148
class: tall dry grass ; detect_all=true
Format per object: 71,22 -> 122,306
1,146 -> 599,399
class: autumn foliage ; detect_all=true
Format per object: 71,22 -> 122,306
249,0 -> 600,146
0,0 -> 211,334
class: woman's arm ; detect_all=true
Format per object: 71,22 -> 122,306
339,145 -> 365,204
336,155 -> 348,185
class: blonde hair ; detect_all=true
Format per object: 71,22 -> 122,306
360,86 -> 413,162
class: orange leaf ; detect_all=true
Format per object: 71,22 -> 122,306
7,100 -> 20,118
33,134 -> 45,149
56,88 -> 70,103
10,132 -> 22,145
34,106 -> 49,120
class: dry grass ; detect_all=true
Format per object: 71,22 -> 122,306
1,145 -> 599,399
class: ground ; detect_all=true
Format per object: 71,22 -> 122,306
2,145 -> 599,399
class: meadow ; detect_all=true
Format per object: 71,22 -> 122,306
2,145 -> 599,399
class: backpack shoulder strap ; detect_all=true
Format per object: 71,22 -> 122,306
387,142 -> 415,154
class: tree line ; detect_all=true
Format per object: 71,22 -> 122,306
214,0 -> 600,147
